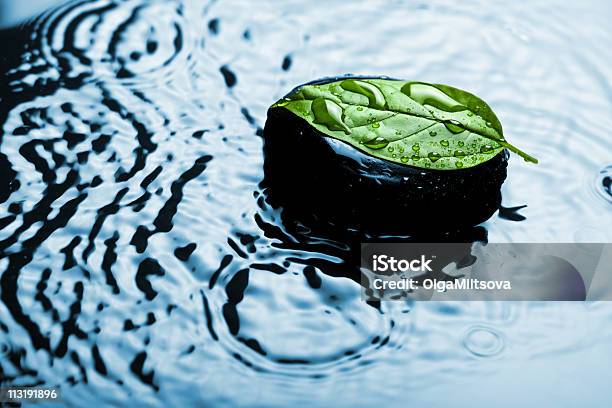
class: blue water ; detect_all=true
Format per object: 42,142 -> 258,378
1,0 -> 611,407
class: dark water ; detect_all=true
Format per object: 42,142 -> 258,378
1,0 -> 611,407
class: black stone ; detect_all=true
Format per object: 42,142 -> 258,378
262,77 -> 508,235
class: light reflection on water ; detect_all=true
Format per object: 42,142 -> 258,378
0,0 -> 611,407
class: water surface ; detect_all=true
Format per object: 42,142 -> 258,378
1,0 -> 611,406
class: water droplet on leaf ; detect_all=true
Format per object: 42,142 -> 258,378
340,79 -> 386,109
401,82 -> 467,112
364,137 -> 389,150
444,120 -> 465,134
311,97 -> 350,134
428,152 -> 441,162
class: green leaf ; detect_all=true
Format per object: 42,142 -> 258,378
272,78 -> 538,170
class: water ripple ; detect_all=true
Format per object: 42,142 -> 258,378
463,325 -> 505,358
593,164 -> 612,204
17,0 -> 194,88
1,0 -> 612,407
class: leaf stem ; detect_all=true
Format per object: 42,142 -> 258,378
501,142 -> 539,164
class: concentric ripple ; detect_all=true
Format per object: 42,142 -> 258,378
463,325 -> 505,358
31,0 -> 191,85
593,164 -> 612,204
205,256 -> 412,377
